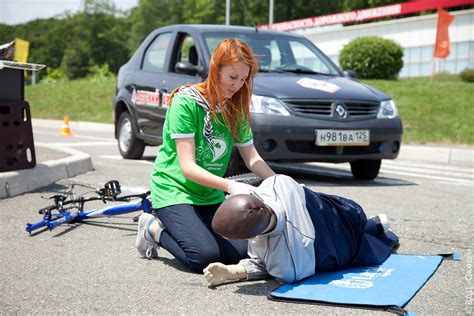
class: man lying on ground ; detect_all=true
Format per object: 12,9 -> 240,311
203,174 -> 399,286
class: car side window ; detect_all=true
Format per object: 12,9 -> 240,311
183,35 -> 197,64
142,32 -> 172,72
288,40 -> 331,74
269,41 -> 282,68
171,34 -> 198,73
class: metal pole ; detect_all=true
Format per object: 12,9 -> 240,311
226,0 -> 230,25
269,0 -> 274,25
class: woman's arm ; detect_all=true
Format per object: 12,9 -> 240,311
237,144 -> 276,180
176,138 -> 259,194
175,138 -> 231,191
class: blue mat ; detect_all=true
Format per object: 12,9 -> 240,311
269,254 -> 458,314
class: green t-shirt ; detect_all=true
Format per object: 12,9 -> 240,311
150,87 -> 253,209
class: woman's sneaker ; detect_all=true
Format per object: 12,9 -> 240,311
372,214 -> 390,233
136,213 -> 159,259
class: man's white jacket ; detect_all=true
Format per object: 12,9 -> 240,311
238,175 -> 316,283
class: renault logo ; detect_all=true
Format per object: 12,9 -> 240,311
335,103 -> 348,119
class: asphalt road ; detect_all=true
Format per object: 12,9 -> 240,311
1,122 -> 473,315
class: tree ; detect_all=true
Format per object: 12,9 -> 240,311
182,0 -> 226,25
0,24 -> 15,44
57,0 -> 131,78
1,18 -> 68,69
128,0 -> 179,49
61,44 -> 91,79
273,1 -> 341,23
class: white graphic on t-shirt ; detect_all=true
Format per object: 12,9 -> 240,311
177,86 -> 227,163
211,138 -> 226,162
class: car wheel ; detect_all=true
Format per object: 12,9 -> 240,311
227,173 -> 263,186
350,159 -> 381,180
117,112 -> 145,159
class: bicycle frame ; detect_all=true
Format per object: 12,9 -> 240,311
26,194 -> 153,234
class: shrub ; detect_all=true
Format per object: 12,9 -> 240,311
339,36 -> 404,80
459,68 -> 474,83
87,63 -> 114,82
40,68 -> 68,84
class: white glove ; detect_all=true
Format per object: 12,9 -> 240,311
227,180 -> 256,195
203,262 -> 247,287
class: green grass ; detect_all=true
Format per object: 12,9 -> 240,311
363,75 -> 473,145
25,75 -> 474,145
26,77 -> 116,123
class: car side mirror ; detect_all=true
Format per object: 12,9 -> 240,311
175,61 -> 203,76
343,70 -> 356,79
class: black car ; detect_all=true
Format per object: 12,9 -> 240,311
113,24 -> 402,180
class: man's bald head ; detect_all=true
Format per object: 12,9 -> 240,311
212,194 -> 274,239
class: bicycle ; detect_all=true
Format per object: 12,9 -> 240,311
25,180 -> 153,234
25,174 -> 262,235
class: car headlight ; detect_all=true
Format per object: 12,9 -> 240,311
250,95 -> 291,116
377,99 -> 398,119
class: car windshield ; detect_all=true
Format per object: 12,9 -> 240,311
202,31 -> 341,76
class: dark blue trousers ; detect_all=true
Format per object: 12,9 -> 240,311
303,187 -> 399,273
154,203 -> 248,274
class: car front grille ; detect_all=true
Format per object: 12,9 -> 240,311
284,99 -> 379,119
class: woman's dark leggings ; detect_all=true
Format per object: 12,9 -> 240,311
154,203 -> 248,274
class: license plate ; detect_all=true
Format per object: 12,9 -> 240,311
315,129 -> 369,146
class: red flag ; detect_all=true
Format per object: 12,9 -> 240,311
433,7 -> 455,58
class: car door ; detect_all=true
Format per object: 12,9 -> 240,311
164,32 -> 204,99
131,31 -> 173,141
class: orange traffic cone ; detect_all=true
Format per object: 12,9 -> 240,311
59,115 -> 72,136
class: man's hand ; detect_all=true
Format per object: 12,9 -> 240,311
203,262 -> 247,287
227,180 -> 256,196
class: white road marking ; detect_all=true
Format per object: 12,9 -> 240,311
381,164 -> 473,181
379,169 -> 473,184
99,155 -> 153,165
34,130 -> 113,141
45,142 -> 117,147
277,160 -> 473,184
383,160 -> 473,174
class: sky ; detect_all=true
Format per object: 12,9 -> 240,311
0,0 -> 139,25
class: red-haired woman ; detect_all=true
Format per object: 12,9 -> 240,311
135,38 -> 276,273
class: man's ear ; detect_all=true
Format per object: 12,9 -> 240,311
260,211 -> 277,235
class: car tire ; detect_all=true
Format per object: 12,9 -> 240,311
224,148 -> 247,177
350,159 -> 381,180
227,173 -> 262,186
117,112 -> 145,159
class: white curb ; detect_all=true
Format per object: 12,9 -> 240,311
0,144 -> 94,199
